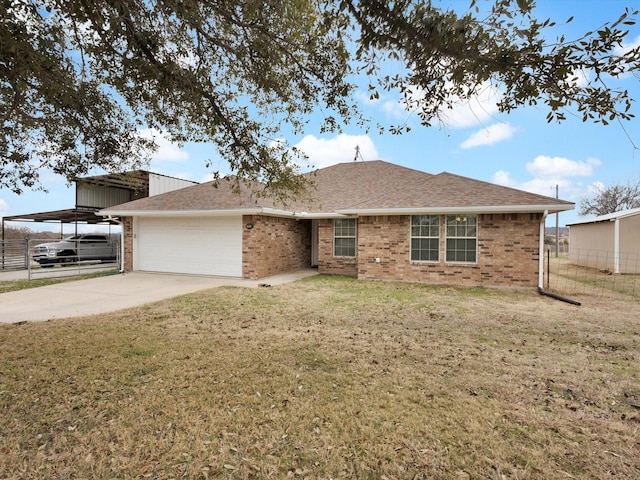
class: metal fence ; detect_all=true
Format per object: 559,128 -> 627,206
27,238 -> 121,280
0,240 -> 30,270
1,238 -> 120,279
544,249 -> 640,301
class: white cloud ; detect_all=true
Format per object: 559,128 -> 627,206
569,68 -> 591,88
461,123 -> 515,149
493,155 -> 603,202
382,99 -> 408,120
294,134 -> 379,169
616,34 -> 640,56
492,170 -> 518,188
355,90 -> 381,106
588,181 -> 605,194
526,155 -> 601,179
0,199 -> 9,219
362,80 -> 503,129
138,128 -> 189,162
436,82 -> 502,128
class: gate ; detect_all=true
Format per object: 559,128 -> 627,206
0,240 -> 29,270
4,238 -> 122,280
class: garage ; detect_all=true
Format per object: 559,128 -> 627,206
134,216 -> 242,277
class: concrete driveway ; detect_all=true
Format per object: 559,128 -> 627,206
0,270 -> 317,324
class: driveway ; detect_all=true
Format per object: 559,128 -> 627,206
0,270 -> 318,324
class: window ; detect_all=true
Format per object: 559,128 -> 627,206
446,215 -> 477,263
334,218 -> 356,257
411,215 -> 439,262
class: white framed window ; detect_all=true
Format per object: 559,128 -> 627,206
334,218 -> 356,257
411,215 -> 440,262
445,215 -> 477,263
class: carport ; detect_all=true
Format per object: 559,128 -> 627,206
1,209 -> 120,271
1,171 -> 198,271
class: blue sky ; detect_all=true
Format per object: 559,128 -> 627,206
2,0 -> 640,232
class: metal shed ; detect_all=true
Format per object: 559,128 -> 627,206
568,207 -> 640,274
2,171 -> 197,236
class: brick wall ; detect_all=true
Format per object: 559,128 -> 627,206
122,216 -> 134,272
316,219 -> 358,277
320,214 -> 541,288
355,214 -> 541,287
242,215 -> 311,279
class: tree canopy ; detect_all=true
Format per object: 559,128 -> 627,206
579,178 -> 640,216
2,0 -> 640,201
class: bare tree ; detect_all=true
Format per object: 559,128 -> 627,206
579,179 -> 640,216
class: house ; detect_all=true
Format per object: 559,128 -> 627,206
99,161 -> 574,288
568,207 -> 640,274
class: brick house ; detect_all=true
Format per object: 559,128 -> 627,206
100,161 -> 573,288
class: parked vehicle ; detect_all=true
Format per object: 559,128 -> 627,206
32,234 -> 118,267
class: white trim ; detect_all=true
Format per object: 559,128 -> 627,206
99,207 -> 346,219
409,214 -> 440,263
333,218 -> 357,258
539,210 -> 548,289
614,218 -> 620,274
101,204 -> 572,219
444,214 -> 478,264
567,207 -> 640,226
337,204 -> 573,216
100,208 -> 263,217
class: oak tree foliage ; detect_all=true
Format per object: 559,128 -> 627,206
2,0 -> 640,201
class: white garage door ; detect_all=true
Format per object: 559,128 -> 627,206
136,216 -> 242,277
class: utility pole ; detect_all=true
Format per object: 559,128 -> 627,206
556,183 -> 560,258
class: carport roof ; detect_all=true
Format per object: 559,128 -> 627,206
3,208 -> 118,225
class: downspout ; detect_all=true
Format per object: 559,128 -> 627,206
538,210 -> 581,305
613,218 -> 620,274
106,216 -> 125,273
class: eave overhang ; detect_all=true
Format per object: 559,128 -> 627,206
100,203 -> 574,220
336,204 -> 575,216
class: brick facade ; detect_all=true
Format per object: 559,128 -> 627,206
317,214 -> 542,288
242,215 -> 312,279
316,219 -> 358,277
122,216 -> 134,272
121,212 -> 542,287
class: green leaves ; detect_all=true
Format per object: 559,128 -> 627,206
2,0 -> 640,200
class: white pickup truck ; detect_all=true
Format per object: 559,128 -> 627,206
32,234 -> 118,267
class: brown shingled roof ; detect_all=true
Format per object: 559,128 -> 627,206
338,171 -> 573,211
101,161 -> 573,216
101,177 -> 279,213
292,161 -> 434,212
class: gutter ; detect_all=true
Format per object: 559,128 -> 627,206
337,204 -> 575,216
537,210 -> 581,305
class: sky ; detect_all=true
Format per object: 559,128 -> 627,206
2,0 -> 640,233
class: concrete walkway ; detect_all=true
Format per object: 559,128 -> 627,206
0,270 -> 318,324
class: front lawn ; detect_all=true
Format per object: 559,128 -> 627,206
1,276 -> 638,479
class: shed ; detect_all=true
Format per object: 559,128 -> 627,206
568,207 -> 640,274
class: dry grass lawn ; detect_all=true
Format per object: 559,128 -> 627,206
1,276 -> 639,479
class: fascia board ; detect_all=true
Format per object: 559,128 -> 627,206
336,204 -> 575,215
97,207 -> 350,219
97,208 -> 265,217
289,212 -> 350,219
